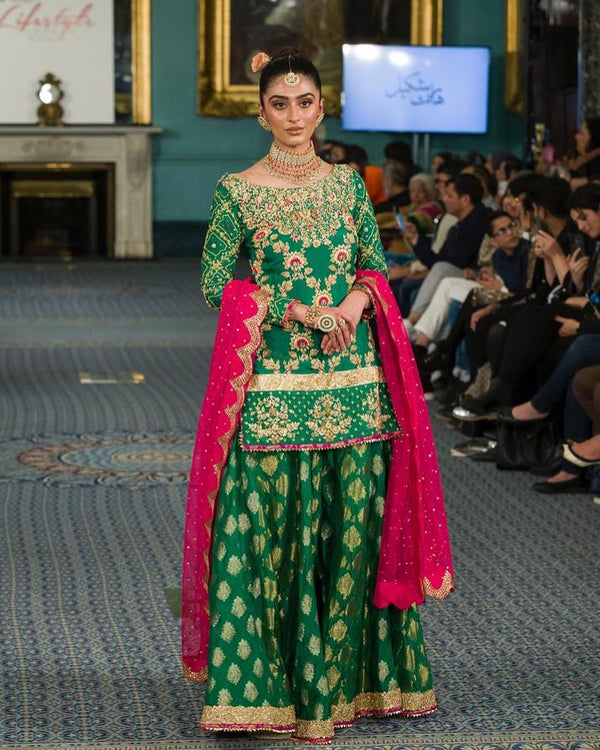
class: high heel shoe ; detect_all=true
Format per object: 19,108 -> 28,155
563,443 -> 600,468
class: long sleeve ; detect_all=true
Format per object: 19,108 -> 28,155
201,180 -> 243,310
352,171 -> 388,276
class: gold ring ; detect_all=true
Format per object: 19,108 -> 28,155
338,319 -> 346,327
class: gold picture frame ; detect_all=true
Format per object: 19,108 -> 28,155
131,0 -> 152,123
504,0 -> 523,114
114,0 -> 152,123
198,0 -> 443,117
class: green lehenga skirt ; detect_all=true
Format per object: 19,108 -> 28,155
201,436 -> 437,743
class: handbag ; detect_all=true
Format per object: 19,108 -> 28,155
495,413 -> 560,470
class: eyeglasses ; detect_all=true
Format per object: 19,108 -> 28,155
493,221 -> 518,237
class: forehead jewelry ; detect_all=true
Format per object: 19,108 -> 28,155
284,55 -> 300,87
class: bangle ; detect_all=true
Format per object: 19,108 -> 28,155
282,299 -> 299,329
305,306 -> 337,332
350,284 -> 377,319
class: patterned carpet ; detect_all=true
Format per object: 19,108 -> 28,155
1,261 -> 598,750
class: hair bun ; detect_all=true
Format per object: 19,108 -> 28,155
250,52 -> 271,73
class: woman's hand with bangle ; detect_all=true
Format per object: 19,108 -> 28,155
321,290 -> 368,355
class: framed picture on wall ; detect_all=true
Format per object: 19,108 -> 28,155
198,0 -> 443,116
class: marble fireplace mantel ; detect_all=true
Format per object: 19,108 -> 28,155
0,125 -> 162,258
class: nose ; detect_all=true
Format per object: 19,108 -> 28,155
287,103 -> 301,122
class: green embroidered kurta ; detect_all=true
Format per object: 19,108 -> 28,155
198,165 -> 437,743
200,165 -> 401,450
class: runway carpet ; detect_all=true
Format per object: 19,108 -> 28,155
0,261 -> 598,750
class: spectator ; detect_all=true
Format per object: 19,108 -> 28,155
462,164 -> 499,209
403,173 -> 488,330
567,117 -> 600,181
412,210 -> 531,354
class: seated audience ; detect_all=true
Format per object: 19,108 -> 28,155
403,173 -> 488,330
412,210 -> 531,355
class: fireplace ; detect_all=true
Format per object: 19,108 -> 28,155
0,163 -> 114,259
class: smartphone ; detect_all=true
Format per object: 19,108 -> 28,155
395,212 -> 405,233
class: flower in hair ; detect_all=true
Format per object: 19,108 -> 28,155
250,52 -> 271,73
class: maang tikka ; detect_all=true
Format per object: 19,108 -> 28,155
284,55 -> 300,87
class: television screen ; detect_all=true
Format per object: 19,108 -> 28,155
342,45 -> 490,134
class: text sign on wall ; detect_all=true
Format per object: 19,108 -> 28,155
0,1 -> 114,124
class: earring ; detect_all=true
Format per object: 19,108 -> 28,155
257,115 -> 271,132
315,113 -> 324,127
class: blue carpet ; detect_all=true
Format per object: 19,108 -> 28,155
0,262 -> 598,750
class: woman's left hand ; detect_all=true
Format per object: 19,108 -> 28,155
321,290 -> 367,355
555,315 -> 580,336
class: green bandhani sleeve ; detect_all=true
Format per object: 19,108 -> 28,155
352,171 -> 388,276
201,180 -> 243,310
201,177 -> 295,326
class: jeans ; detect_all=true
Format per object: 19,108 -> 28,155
531,334 -> 600,413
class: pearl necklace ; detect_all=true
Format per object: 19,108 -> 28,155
262,142 -> 323,184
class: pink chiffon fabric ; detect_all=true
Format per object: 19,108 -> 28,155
182,280 -> 268,680
355,270 -> 454,608
181,273 -> 454,681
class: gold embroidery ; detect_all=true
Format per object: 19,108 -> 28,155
306,394 -> 352,441
201,687 -> 437,738
423,569 -> 454,599
248,365 -> 385,393
253,395 -> 300,443
183,663 -> 207,682
201,704 -> 296,731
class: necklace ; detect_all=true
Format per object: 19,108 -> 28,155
262,141 -> 323,184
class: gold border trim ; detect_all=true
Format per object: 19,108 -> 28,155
198,1 -> 443,116
201,704 -> 296,729
423,570 -> 455,600
247,365 -> 385,393
201,688 -> 437,739
504,0 -> 523,114
132,0 -> 152,123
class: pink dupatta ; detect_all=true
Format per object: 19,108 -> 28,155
182,279 -> 268,681
182,272 -> 454,680
356,270 -> 454,608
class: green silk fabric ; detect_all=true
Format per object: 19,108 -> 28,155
200,165 -> 401,450
201,439 -> 436,741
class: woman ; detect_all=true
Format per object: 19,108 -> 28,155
181,49 -> 453,744
567,117 -> 600,181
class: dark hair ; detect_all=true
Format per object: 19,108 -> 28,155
259,49 -> 321,103
489,151 -> 514,171
384,139 -> 413,164
447,173 -> 483,205
466,164 -> 498,198
466,151 -> 486,167
502,157 -> 523,180
436,158 -> 467,178
570,182 -> 600,212
530,176 -> 570,219
344,144 -> 368,170
434,151 -> 454,164
486,210 -> 513,237
583,117 -> 600,152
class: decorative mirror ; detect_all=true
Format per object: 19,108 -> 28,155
36,73 -> 64,127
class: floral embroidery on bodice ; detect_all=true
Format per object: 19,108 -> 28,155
201,164 -> 400,449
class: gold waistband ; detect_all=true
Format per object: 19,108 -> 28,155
247,365 -> 385,393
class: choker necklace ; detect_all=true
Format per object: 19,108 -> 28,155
262,142 -> 323,184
